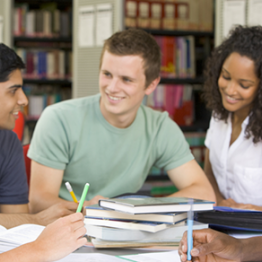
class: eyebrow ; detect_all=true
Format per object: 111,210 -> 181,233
222,68 -> 255,84
101,70 -> 136,81
8,84 -> 23,89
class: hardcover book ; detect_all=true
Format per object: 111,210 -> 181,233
84,217 -> 186,233
85,221 -> 208,242
99,197 -> 214,214
85,204 -> 187,224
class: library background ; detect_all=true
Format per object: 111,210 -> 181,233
0,0 -> 257,196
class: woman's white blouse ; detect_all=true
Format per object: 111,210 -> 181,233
205,115 -> 262,206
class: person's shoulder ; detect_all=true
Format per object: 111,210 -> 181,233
43,94 -> 100,115
0,129 -> 19,142
210,114 -> 229,127
140,104 -> 169,122
139,105 -> 178,128
0,130 -> 21,152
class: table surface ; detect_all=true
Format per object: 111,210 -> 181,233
75,244 -> 178,256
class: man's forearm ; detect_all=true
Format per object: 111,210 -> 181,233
169,182 -> 216,201
0,213 -> 38,229
240,237 -> 262,261
29,194 -> 69,213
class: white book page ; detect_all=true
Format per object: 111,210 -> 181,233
120,250 -> 180,262
55,253 -> 125,262
0,224 -> 44,246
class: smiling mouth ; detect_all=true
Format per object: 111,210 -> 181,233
225,95 -> 239,102
107,94 -> 124,101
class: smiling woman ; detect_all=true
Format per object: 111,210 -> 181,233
202,25 -> 262,211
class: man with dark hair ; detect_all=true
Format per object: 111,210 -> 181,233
0,43 -> 87,261
28,29 -> 215,213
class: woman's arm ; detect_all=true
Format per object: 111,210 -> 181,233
204,149 -> 225,205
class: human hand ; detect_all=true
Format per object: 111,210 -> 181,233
32,212 -> 87,262
218,198 -> 262,211
218,198 -> 238,207
83,195 -> 107,209
179,229 -> 242,262
34,202 -> 79,226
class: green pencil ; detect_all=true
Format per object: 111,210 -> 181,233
76,183 -> 90,213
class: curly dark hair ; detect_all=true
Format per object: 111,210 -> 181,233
0,43 -> 25,82
202,25 -> 262,143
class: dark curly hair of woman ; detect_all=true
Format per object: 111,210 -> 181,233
202,25 -> 262,143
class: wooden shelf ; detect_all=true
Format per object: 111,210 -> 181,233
15,0 -> 72,4
180,121 -> 209,132
127,28 -> 214,37
160,77 -> 204,84
23,78 -> 72,85
14,36 -> 72,43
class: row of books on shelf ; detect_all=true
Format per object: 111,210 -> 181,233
145,84 -> 194,126
84,196 -> 212,248
16,48 -> 72,80
147,132 -> 206,177
155,35 -> 195,78
14,3 -> 71,37
125,0 -> 213,32
22,85 -> 71,119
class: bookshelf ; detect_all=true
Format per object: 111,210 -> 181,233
12,0 -> 73,140
124,0 -> 214,195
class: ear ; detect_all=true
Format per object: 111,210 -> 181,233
145,76 -> 161,95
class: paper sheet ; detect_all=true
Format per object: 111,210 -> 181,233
55,253 -> 125,262
78,6 -> 95,47
229,232 -> 262,239
247,0 -> 262,26
0,224 -> 44,246
223,0 -> 246,37
96,4 -> 113,46
120,250 -> 180,262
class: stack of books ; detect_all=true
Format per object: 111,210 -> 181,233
85,196 -> 214,248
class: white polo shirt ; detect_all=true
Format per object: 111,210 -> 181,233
205,114 -> 262,206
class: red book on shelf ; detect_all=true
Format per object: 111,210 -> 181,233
125,0 -> 138,28
137,1 -> 150,28
26,51 -> 34,76
161,36 -> 176,78
176,2 -> 189,30
150,1 -> 162,29
164,85 -> 175,118
162,2 -> 175,30
173,100 -> 193,126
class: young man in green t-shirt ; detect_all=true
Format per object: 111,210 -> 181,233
28,28 -> 215,213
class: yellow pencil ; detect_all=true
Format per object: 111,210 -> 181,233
65,182 -> 78,203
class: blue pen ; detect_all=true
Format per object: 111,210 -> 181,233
187,198 -> 194,261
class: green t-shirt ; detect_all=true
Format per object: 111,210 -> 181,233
28,94 -> 193,200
